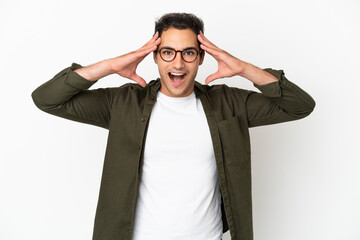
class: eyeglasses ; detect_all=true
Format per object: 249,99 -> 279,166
156,47 -> 202,63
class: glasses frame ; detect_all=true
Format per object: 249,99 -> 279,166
156,47 -> 203,63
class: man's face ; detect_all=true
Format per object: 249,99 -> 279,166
153,28 -> 204,97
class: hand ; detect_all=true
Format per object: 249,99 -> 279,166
110,32 -> 161,87
198,31 -> 245,84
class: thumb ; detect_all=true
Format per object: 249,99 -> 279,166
205,72 -> 222,84
131,74 -> 147,88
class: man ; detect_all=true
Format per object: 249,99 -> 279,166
32,13 -> 315,240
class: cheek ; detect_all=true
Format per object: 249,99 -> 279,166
189,65 -> 200,74
157,63 -> 169,78
156,61 -> 165,71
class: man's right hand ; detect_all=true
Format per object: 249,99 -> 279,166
74,32 -> 161,87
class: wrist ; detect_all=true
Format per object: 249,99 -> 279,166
104,58 -> 117,75
74,59 -> 114,82
239,63 -> 278,85
237,61 -> 249,77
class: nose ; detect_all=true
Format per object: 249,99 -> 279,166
172,52 -> 185,69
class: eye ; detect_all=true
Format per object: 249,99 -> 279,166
161,49 -> 174,55
184,50 -> 196,56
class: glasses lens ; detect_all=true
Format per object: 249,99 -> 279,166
160,49 -> 175,61
182,49 -> 198,62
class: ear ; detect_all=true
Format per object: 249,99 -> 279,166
153,52 -> 158,64
199,51 -> 205,65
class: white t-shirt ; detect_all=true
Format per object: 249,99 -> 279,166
132,91 -> 223,240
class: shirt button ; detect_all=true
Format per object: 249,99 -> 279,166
137,145 -> 141,150
140,118 -> 145,122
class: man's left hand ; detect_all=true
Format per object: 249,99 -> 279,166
198,31 -> 245,84
198,31 -> 278,86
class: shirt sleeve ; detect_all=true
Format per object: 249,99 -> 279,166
244,68 -> 316,127
31,63 -> 111,129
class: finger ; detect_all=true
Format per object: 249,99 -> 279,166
200,43 -> 222,59
198,33 -> 210,48
136,41 -> 160,58
142,32 -> 160,48
135,37 -> 161,58
198,31 -> 218,49
200,31 -> 216,47
199,38 -> 222,57
153,36 -> 162,47
144,32 -> 158,46
205,71 -> 222,84
138,37 -> 161,53
131,74 -> 147,87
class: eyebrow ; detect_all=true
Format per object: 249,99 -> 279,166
160,46 -> 199,51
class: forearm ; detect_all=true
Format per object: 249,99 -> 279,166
246,68 -> 316,127
31,63 -> 111,129
238,61 -> 278,86
74,58 -> 115,82
32,63 -> 97,110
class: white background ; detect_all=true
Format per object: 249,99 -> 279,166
1,0 -> 359,239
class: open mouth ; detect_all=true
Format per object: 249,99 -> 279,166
168,72 -> 187,84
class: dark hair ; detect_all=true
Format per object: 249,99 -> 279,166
155,13 -> 204,37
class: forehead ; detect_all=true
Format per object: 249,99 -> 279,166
159,28 -> 198,49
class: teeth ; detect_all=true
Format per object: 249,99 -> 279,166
171,73 -> 185,76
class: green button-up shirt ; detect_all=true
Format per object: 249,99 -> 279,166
32,63 -> 315,240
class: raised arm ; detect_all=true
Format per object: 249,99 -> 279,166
31,33 -> 161,129
74,32 -> 161,86
198,31 -> 315,127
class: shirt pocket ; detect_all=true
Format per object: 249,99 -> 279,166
217,115 -> 251,167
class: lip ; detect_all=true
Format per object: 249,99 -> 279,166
167,71 -> 188,87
